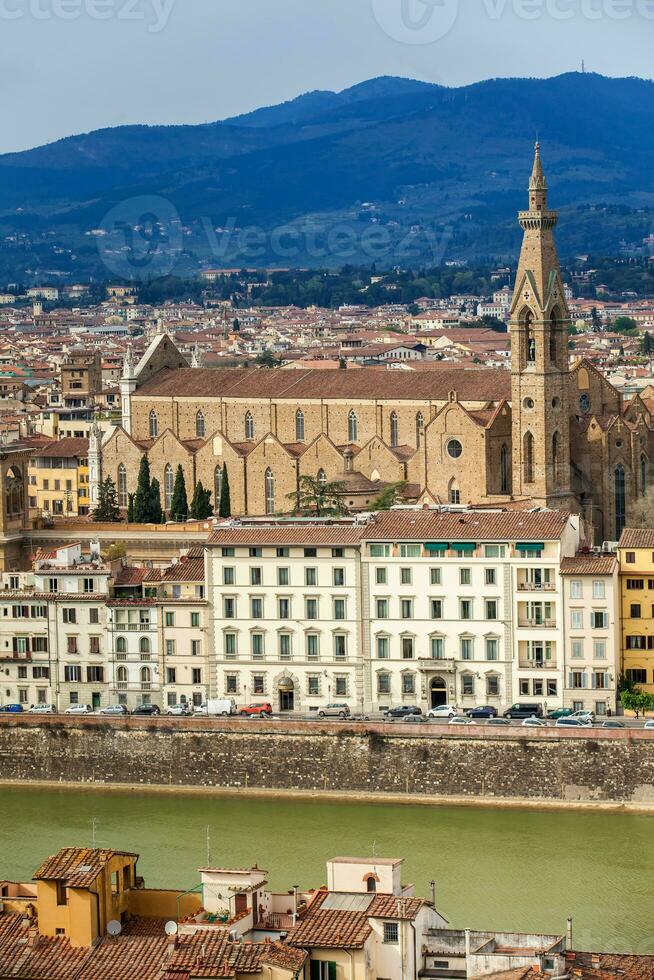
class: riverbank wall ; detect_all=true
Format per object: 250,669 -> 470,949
1,716 -> 653,807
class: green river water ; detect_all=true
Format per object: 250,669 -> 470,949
0,786 -> 653,953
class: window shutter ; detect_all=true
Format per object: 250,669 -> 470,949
310,962 -> 320,980
582,672 -> 588,689
591,673 -> 596,689
568,672 -> 574,688
328,962 -> 337,980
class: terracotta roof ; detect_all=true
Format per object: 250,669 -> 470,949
114,566 -> 149,587
33,847 -> 137,888
75,935 -> 169,980
135,366 -> 510,403
208,524 -> 365,547
260,942 -> 307,971
160,557 -> 205,583
289,893 -> 372,949
30,437 -> 89,458
362,509 -> 570,542
368,895 -> 425,920
566,950 -> 654,979
560,554 -> 616,575
618,528 -> 654,549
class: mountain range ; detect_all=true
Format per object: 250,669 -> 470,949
1,72 -> 654,280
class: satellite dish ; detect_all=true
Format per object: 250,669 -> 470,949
164,920 -> 178,936
107,920 -> 122,937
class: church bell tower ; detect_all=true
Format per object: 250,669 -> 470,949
510,143 -> 575,511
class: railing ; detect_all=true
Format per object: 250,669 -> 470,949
518,660 -> 557,670
518,619 -> 557,629
257,912 -> 294,930
114,623 -> 153,632
517,582 -> 555,592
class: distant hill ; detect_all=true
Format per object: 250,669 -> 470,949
2,73 -> 654,280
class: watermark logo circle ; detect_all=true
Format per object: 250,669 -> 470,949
371,0 -> 459,44
96,195 -> 182,281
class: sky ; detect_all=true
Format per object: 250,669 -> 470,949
1,0 -> 653,154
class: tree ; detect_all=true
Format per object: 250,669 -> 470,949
133,457 -> 152,523
627,488 -> 654,528
287,475 -> 347,516
170,464 -> 189,522
641,331 -> 654,355
590,306 -> 601,331
127,493 -> 135,523
613,315 -> 638,334
218,465 -> 231,518
190,481 -> 213,520
149,478 -> 164,524
369,481 -> 408,511
255,349 -> 277,368
92,476 -> 120,523
620,688 -> 654,719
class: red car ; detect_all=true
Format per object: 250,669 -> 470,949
239,702 -> 272,717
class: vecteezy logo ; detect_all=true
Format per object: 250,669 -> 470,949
96,195 -> 182,281
371,0 -> 459,44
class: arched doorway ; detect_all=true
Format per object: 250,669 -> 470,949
278,677 -> 295,712
430,677 -> 447,709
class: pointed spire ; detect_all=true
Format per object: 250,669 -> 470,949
122,343 -> 135,380
528,141 -> 548,211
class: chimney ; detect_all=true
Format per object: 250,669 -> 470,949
429,880 -> 436,906
566,916 -> 573,950
465,929 -> 471,959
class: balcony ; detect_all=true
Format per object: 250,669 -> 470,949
517,582 -> 555,592
417,657 -> 457,673
518,619 -> 557,629
518,660 -> 557,670
114,623 -> 153,632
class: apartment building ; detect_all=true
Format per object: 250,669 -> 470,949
0,569 -> 51,707
157,553 -> 209,709
107,600 -> 160,710
28,437 -> 90,517
561,552 -> 619,716
206,525 -> 364,713
618,528 -> 654,694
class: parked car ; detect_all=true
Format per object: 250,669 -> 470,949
65,704 -> 93,715
547,707 -> 573,720
449,716 -> 474,726
427,704 -> 458,719
555,717 -> 592,727
317,703 -> 351,719
466,705 -> 498,719
27,704 -> 56,714
167,704 -> 191,716
570,710 -> 595,724
132,704 -> 161,716
0,703 -> 23,713
384,705 -> 422,718
486,717 -> 510,726
522,717 -> 547,728
238,703 -> 273,717
99,704 -> 129,716
194,699 -> 236,716
602,720 -> 625,729
503,702 -> 543,720
644,719 -> 654,730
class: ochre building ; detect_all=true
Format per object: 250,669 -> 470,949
95,147 -> 651,541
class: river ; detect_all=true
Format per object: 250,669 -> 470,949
1,786 -> 653,953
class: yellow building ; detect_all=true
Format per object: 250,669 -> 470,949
28,437 -> 90,517
618,528 -> 654,694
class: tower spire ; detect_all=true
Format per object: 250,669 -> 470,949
528,141 -> 548,211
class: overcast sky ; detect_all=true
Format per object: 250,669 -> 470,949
1,0 -> 653,154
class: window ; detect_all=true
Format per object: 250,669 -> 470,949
460,599 -> 472,620
485,638 -> 498,661
276,547 -> 289,558
167,667 -> 177,684
63,608 -> 76,624
500,443 -> 510,493
90,636 -> 101,656
485,568 -> 496,586
250,567 -> 263,586
400,567 -> 412,585
223,567 -> 235,586
334,635 -> 347,660
486,675 -> 500,697
383,921 -> 399,944
251,633 -> 264,659
250,597 -> 263,619
191,639 -> 201,657
625,551 -> 636,564
304,548 -> 317,558
523,431 -> 534,484
295,409 -> 305,442
370,544 -> 391,558
305,598 -> 318,620
264,469 -> 275,515
139,637 -> 150,654
191,668 -> 202,685
333,568 -> 345,587
117,463 -> 127,508
484,545 -> 506,558
307,676 -> 320,696
571,610 -> 583,629
402,673 -> 415,695
448,481 -> 460,505
277,567 -> 289,586
591,611 -> 608,629
615,464 -> 626,537
376,599 -> 389,619
64,665 -> 81,682
214,466 -> 223,509
375,567 -> 387,585
333,599 -> 346,620
279,634 -> 292,660
485,600 -> 498,620
305,567 -> 317,587
245,411 -> 254,440
431,636 -> 444,659
460,568 -> 471,586
390,411 -> 399,448
547,680 -> 558,696
594,640 -> 606,660
593,580 -> 606,599
571,640 -> 584,659
165,610 -> 176,627
376,636 -> 390,659
626,579 -> 644,590
462,674 -> 474,696
87,665 -> 103,683
89,608 -> 99,624
627,668 -> 647,684
166,639 -> 175,657
310,962 -> 337,980
399,544 -> 420,558
430,567 -> 441,586
335,676 -> 348,697
631,603 -> 641,618
306,634 -> 319,660
250,675 -> 264,695
224,633 -> 237,658
447,439 -> 463,459
460,637 -> 473,660
430,599 -> 443,620
222,547 -> 235,557
196,410 -> 205,438
348,410 -> 358,443
570,671 -> 587,690
400,599 -> 413,619
226,674 -> 238,694
149,410 -> 158,439
223,598 -> 236,619
278,598 -> 291,619
416,412 -> 425,443
401,637 -> 414,660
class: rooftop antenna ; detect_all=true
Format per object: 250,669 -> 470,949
206,825 -> 212,867
581,59 -> 586,73
91,817 -> 98,849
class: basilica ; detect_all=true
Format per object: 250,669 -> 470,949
93,146 -> 652,542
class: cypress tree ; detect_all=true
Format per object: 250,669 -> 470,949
149,478 -> 163,524
190,481 -> 213,520
93,476 -> 120,522
170,464 -> 188,522
127,493 -> 135,523
133,457 -> 152,523
219,464 -> 231,517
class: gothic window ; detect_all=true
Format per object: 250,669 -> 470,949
552,431 -> 561,485
4,467 -> 23,518
523,431 -> 535,484
579,393 -> 590,413
549,308 -> 561,366
139,637 -> 150,654
348,410 -> 358,444
245,412 -> 254,441
196,410 -> 205,439
641,454 -> 648,496
295,409 -> 305,442
500,444 -> 510,494
317,469 -> 327,486
448,479 -> 460,505
416,412 -> 425,445
149,411 -> 158,439
117,463 -> 127,508
215,466 -> 223,508
524,310 -> 535,364
390,412 -> 399,448
164,464 -> 174,512
615,465 -> 626,537
265,468 -> 275,515
366,876 -> 377,893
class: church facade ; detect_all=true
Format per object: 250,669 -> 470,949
95,147 -> 651,542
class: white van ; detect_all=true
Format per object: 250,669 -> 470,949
194,699 -> 236,716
